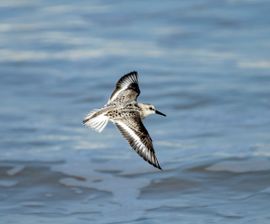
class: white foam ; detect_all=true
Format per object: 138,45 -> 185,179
238,60 -> 270,69
7,165 -> 25,176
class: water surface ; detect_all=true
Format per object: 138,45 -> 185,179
1,0 -> 270,223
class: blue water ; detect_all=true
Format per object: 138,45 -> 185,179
1,0 -> 270,223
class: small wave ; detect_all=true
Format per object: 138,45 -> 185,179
206,158 -> 270,173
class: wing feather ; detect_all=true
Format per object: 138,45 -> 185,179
115,113 -> 161,169
107,71 -> 140,105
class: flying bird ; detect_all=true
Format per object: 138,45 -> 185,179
83,71 -> 166,169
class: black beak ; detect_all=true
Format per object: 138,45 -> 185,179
155,110 -> 166,116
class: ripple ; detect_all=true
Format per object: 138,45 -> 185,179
206,158 -> 270,173
139,177 -> 198,199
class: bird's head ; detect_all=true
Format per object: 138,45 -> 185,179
139,103 -> 166,118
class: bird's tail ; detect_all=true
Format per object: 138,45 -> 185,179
83,108 -> 109,133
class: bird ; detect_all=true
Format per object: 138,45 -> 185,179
83,71 -> 166,170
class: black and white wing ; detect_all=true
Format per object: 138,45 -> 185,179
114,112 -> 162,170
107,71 -> 140,105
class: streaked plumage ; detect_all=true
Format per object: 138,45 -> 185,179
83,71 -> 166,169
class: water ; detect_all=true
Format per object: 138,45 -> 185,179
1,0 -> 270,223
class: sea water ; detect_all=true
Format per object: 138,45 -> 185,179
1,0 -> 270,223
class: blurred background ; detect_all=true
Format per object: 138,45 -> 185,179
1,0 -> 270,223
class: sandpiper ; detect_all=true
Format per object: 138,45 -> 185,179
83,71 -> 166,169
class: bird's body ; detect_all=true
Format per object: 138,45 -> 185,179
83,71 -> 166,169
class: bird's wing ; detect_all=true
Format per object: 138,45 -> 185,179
107,71 -> 140,105
114,112 -> 161,169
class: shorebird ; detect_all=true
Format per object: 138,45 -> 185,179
83,71 -> 166,169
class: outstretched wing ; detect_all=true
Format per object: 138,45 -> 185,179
114,112 -> 162,170
107,71 -> 140,105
